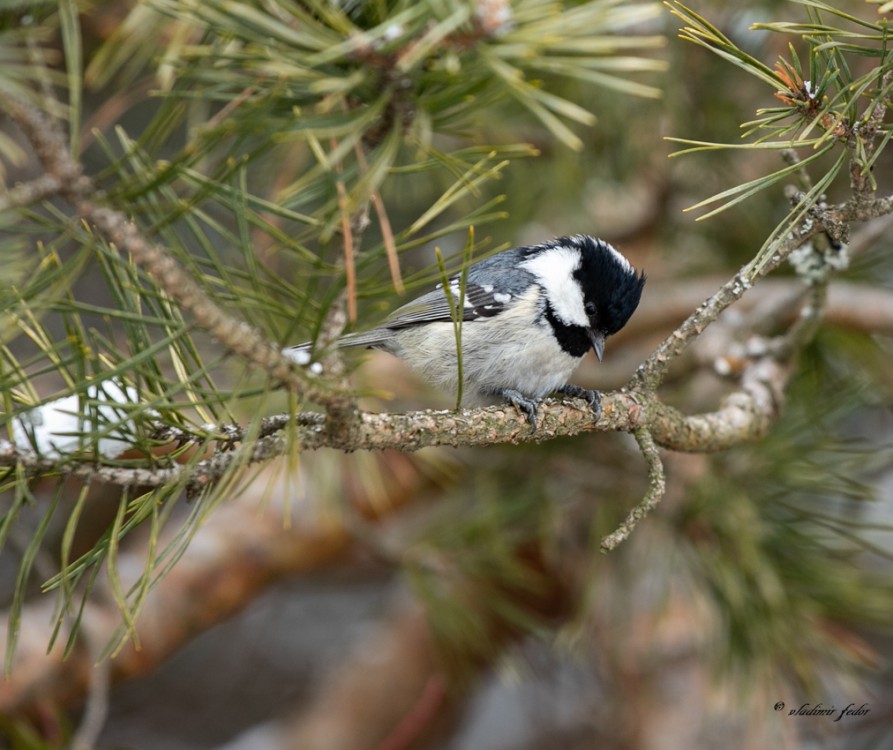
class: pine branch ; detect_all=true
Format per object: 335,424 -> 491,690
3,81 -> 892,497
4,97 -> 336,405
7,83 -> 892,488
0,174 -> 63,211
633,189 -> 893,391
0,363 -> 796,496
5,80 -> 893,547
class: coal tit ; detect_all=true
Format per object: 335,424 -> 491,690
290,235 -> 645,429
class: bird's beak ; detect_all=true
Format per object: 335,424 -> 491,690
588,330 -> 606,362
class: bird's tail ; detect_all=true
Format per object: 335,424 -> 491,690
283,328 -> 392,364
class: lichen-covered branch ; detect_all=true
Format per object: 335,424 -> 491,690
0,365 -> 793,495
647,356 -> 790,452
633,225 -> 819,391
601,427 -> 666,552
634,192 -> 893,391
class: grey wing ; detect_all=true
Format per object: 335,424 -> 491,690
285,288 -> 469,354
384,286 -> 483,327
338,254 -> 537,348
288,250 -> 536,354
282,290 -> 456,357
284,328 -> 393,357
381,268 -> 532,330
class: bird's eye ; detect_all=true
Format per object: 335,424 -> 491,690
584,301 -> 597,317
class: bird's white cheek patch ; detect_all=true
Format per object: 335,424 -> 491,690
519,246 -> 588,327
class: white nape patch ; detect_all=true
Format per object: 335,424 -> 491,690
493,292 -> 511,304
520,244 -> 588,326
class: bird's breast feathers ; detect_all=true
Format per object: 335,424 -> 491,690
387,289 -> 580,401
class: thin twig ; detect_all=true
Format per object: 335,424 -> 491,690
635,189 -> 893,391
4,96 -> 332,402
781,148 -> 814,192
826,193 -> 893,224
336,179 -> 358,323
0,174 -> 63,211
355,140 -> 404,293
5,97 -> 83,186
601,427 -> 666,552
634,225 -> 820,390
850,70 -> 892,196
770,281 -> 828,360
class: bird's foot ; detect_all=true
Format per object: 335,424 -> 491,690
498,388 -> 540,432
554,385 -> 602,423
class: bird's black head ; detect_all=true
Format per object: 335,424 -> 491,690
519,235 -> 645,359
571,235 -> 646,337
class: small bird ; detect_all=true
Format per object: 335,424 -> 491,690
289,235 -> 645,430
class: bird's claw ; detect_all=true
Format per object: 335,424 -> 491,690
499,385 -> 602,432
554,385 -> 602,423
499,388 -> 540,432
